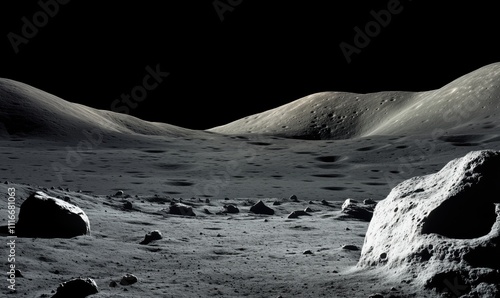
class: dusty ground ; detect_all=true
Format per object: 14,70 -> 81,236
1,132 -> 494,297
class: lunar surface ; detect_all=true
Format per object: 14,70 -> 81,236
1,62 -> 500,297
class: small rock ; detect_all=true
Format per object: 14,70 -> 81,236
223,204 -> 239,214
169,203 -> 196,216
287,210 -> 311,219
368,294 -> 384,298
341,198 -> 374,221
290,195 -> 299,202
308,200 -> 315,204
109,281 -> 118,287
321,200 -> 330,206
250,200 -> 274,215
363,198 -> 377,205
52,278 -> 99,298
205,198 -> 210,204
123,201 -> 133,210
341,244 -> 360,251
304,207 -> 313,213
114,190 -> 124,197
139,230 -> 162,245
272,201 -> 281,206
14,269 -> 23,277
203,208 -> 212,215
303,250 -> 313,255
119,273 -> 138,286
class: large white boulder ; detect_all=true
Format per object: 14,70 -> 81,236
358,150 -> 500,297
17,191 -> 91,238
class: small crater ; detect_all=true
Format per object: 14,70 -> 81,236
312,173 -> 346,178
363,182 -> 386,186
165,180 -> 194,187
247,142 -> 272,146
142,149 -> 166,153
356,146 -> 378,152
322,186 -> 347,191
315,156 -> 343,163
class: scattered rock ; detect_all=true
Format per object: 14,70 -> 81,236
123,201 -> 133,210
272,201 -> 281,206
139,230 -> 162,245
169,203 -> 196,216
341,245 -> 360,251
290,195 -> 299,202
223,204 -> 239,214
120,273 -> 138,286
16,191 -> 91,238
358,150 -> 500,297
287,210 -> 311,219
321,200 -> 330,206
303,250 -> 313,255
15,269 -> 22,277
249,200 -> 274,215
52,277 -> 98,298
340,198 -> 374,221
363,198 -> 377,205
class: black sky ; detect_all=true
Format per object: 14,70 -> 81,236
1,1 -> 500,130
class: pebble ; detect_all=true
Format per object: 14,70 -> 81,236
120,273 -> 138,286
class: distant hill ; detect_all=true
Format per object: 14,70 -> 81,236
2,62 -> 500,141
209,63 -> 500,140
0,79 -> 205,140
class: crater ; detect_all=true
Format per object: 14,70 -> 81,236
322,186 -> 346,191
315,156 -> 344,163
311,173 -> 346,178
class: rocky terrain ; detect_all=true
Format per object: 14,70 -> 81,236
2,63 -> 500,297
